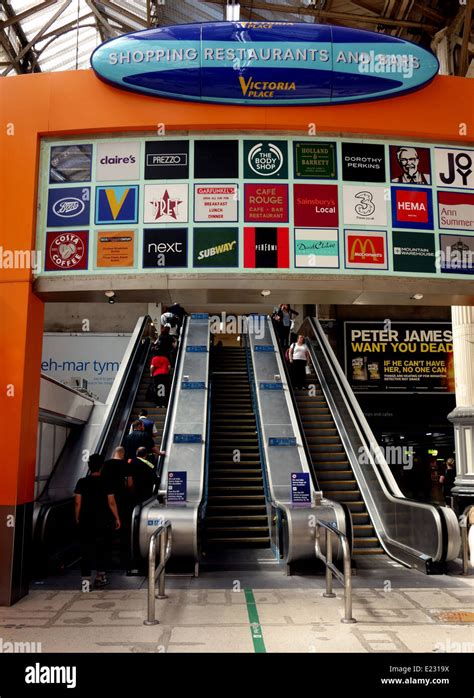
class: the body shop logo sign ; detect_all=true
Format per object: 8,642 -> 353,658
45,231 -> 88,271
244,141 -> 288,179
344,230 -> 387,269
47,187 -> 90,227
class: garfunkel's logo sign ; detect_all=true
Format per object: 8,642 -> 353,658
91,22 -> 439,106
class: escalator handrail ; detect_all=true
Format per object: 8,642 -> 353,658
306,317 -> 449,562
156,315 -> 189,484
200,380 -> 213,521
271,319 -> 321,491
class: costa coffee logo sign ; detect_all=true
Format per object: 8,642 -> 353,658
45,231 -> 88,271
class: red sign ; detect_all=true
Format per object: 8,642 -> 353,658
45,231 -> 88,271
394,189 -> 429,223
293,184 -> 338,227
345,232 -> 387,269
244,184 -> 288,222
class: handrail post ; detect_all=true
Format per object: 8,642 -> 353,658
341,536 -> 356,624
157,527 -> 168,600
323,527 -> 335,598
144,531 -> 159,625
143,522 -> 171,625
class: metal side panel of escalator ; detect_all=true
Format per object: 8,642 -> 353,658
297,317 -> 461,573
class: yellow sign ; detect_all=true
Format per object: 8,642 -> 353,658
96,230 -> 134,268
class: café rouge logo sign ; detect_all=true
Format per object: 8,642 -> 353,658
91,21 -> 439,105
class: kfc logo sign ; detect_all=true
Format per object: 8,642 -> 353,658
344,230 -> 387,269
143,228 -> 188,268
391,187 -> 433,229
45,231 -> 88,271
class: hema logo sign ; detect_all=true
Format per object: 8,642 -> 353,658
96,141 -> 140,181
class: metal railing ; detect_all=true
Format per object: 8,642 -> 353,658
315,520 -> 356,624
143,521 -> 172,626
460,506 -> 473,576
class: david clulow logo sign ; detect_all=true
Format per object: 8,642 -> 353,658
90,21 -> 439,106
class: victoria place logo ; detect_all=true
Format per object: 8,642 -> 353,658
209,312 -> 265,339
52,197 -> 85,218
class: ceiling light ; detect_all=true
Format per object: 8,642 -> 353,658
261,290 -> 271,296
426,432 -> 432,436
411,293 -> 424,300
105,290 -> 115,298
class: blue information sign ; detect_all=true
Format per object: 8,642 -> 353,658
260,382 -> 283,390
168,471 -> 187,503
187,345 -> 207,352
182,381 -> 206,390
291,472 -> 311,505
255,345 -> 274,352
173,433 -> 202,443
190,313 -> 208,319
269,437 -> 297,447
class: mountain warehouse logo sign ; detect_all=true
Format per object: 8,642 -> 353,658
91,21 -> 439,105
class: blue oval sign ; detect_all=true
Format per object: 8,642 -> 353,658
91,21 -> 439,106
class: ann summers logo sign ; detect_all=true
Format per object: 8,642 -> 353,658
143,228 -> 188,268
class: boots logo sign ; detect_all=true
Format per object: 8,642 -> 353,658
91,21 -> 439,105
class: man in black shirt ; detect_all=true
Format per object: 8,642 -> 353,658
126,447 -> 157,504
74,453 -> 120,591
122,420 -> 158,462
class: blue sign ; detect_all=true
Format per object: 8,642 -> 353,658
255,345 -> 274,352
182,381 -> 205,389
47,187 -> 90,227
168,471 -> 187,503
186,345 -> 207,352
173,433 -> 202,443
269,437 -> 297,446
91,22 -> 439,106
191,313 -> 209,319
95,185 -> 139,224
260,382 -> 283,390
291,472 -> 311,505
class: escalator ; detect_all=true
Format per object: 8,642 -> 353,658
294,370 -> 381,556
287,317 -> 461,573
204,347 -> 270,549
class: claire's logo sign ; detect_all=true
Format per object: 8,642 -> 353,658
91,21 -> 439,106
52,197 -> 85,217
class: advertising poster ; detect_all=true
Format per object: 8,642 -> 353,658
45,231 -> 89,271
293,184 -> 339,227
293,141 -> 337,179
243,140 -> 288,179
193,228 -> 239,267
435,147 -> 474,189
294,229 -> 339,269
194,140 -> 239,178
244,184 -> 288,222
291,473 -> 311,505
194,185 -> 238,222
144,140 -> 189,179
437,191 -> 474,231
344,321 -> 454,393
167,472 -> 187,503
244,227 -> 289,268
96,141 -> 140,181
47,186 -> 91,227
49,144 -> 92,183
389,145 -> 431,184
144,184 -> 188,223
341,142 -> 386,183
95,185 -> 139,224
143,228 -> 188,268
344,230 -> 387,270
390,186 -> 433,229
392,231 -> 436,273
96,230 -> 135,268
342,185 -> 387,226
439,234 -> 474,275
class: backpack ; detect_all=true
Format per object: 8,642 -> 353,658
285,344 -> 295,362
166,313 -> 178,328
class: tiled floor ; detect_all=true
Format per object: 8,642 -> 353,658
0,556 -> 472,653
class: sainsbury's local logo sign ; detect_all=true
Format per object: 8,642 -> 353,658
91,21 -> 438,106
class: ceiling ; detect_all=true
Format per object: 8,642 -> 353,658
0,0 -> 472,76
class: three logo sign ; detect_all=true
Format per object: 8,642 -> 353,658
343,185 -> 387,225
47,187 -> 90,227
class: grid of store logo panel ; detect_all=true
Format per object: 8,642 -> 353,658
37,136 -> 474,276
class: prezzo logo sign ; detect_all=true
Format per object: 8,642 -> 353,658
244,141 -> 288,179
52,198 -> 85,218
45,231 -> 88,271
344,230 -> 387,269
47,187 -> 90,227
435,148 -> 474,189
143,228 -> 188,268
147,154 -> 187,166
145,141 -> 189,180
96,142 -> 140,181
144,184 -> 188,223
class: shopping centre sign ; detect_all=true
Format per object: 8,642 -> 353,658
91,21 -> 439,105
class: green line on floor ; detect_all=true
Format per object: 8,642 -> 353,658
244,588 -> 266,653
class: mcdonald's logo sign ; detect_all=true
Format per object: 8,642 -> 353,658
345,231 -> 387,269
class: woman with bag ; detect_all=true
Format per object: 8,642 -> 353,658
289,335 -> 310,390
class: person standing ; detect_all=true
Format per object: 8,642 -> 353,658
74,453 -> 120,591
439,457 -> 456,505
126,446 -> 157,504
122,421 -> 158,462
150,349 -> 171,408
289,335 -> 310,390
